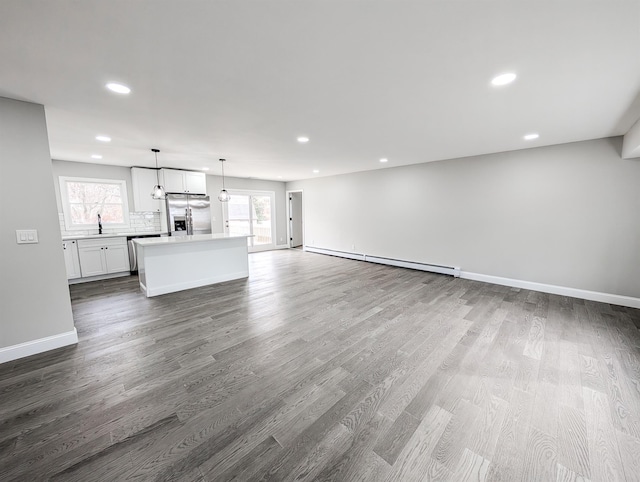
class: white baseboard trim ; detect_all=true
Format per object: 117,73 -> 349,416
0,328 -> 78,364
304,246 -> 640,309
460,271 -> 640,309
68,271 -> 130,285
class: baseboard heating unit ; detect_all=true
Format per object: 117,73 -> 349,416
305,246 -> 461,278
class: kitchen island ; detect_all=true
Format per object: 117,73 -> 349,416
133,233 -> 251,297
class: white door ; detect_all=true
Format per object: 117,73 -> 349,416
223,191 -> 276,252
289,191 -> 303,248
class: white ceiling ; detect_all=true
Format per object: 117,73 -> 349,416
1,1 -> 639,181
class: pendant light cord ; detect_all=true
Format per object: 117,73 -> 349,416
154,149 -> 160,184
221,159 -> 226,189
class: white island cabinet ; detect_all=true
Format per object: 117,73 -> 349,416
133,234 -> 251,297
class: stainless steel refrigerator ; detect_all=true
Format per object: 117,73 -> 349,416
165,194 -> 212,236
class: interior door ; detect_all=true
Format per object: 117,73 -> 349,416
289,192 -> 303,248
223,191 -> 275,252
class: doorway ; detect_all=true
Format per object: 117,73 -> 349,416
287,190 -> 303,248
223,190 -> 276,252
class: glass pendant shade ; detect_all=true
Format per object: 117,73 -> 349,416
218,158 -> 229,202
150,148 -> 166,200
151,184 -> 166,199
218,189 -> 230,202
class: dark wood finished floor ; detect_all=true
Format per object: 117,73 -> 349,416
1,250 -> 640,481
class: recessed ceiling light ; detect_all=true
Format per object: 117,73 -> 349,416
91,154 -> 102,159
491,73 -> 517,86
106,82 -> 131,94
297,136 -> 310,143
313,169 -> 319,174
202,167 -> 210,171
524,133 -> 539,140
95,135 -> 111,142
277,176 -> 283,179
379,158 -> 388,163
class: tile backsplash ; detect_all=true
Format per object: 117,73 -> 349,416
59,212 -> 163,237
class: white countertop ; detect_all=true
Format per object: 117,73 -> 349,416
133,233 -> 252,246
62,232 -> 165,241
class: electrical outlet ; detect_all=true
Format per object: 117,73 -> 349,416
16,229 -> 39,244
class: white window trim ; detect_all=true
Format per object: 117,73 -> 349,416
223,189 -> 277,253
59,176 -> 130,231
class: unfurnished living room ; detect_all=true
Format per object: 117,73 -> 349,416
1,1 -> 640,481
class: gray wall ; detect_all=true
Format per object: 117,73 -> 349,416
206,175 -> 288,245
0,98 -> 75,348
287,137 -> 640,299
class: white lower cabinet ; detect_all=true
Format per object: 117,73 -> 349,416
77,237 -> 129,277
62,240 -> 81,279
104,243 -> 130,273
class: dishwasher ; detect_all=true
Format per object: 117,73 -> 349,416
127,234 -> 162,273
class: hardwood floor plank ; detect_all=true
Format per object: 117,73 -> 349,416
430,399 -> 481,472
466,384 -> 509,462
485,388 -> 534,481
383,405 -> 452,482
522,425 -> 558,481
451,448 -> 490,482
583,387 -> 626,482
0,250 -> 638,481
373,411 -> 421,465
556,462 -> 592,482
557,404 -> 591,479
615,429 -> 640,482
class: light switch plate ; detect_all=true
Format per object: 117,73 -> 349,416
16,229 -> 38,244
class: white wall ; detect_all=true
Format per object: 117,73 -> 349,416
0,97 -> 76,354
206,175 -> 288,245
287,137 -> 640,299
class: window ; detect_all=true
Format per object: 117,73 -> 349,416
59,176 -> 130,230
223,190 -> 276,252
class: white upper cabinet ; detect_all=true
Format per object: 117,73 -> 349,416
160,169 -> 207,194
184,171 -> 207,194
161,169 -> 185,193
131,167 -> 163,212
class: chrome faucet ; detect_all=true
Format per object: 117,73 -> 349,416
98,213 -> 102,234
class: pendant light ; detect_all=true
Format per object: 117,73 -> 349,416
218,158 -> 230,202
150,148 -> 166,199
